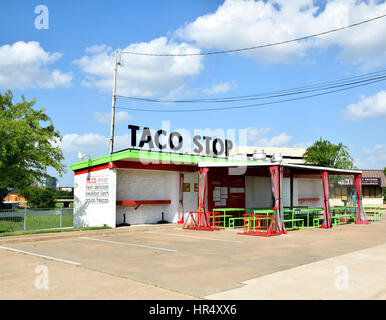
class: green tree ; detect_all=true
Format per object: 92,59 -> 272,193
0,90 -> 65,207
303,138 -> 355,169
22,187 -> 56,208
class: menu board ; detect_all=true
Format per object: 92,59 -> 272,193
213,186 -> 228,207
85,175 -> 109,204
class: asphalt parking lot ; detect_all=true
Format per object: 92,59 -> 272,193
1,219 -> 386,300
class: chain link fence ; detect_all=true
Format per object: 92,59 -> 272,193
0,207 -> 73,234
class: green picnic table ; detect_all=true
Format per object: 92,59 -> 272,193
364,206 -> 382,222
212,208 -> 248,229
283,209 -> 305,230
252,209 -> 274,215
295,208 -> 324,229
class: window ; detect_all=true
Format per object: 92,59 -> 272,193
363,186 -> 381,198
329,186 -> 335,198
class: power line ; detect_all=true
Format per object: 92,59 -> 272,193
116,70 -> 386,103
115,76 -> 385,113
119,13 -> 386,57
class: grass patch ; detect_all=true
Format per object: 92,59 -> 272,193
0,214 -> 74,233
0,226 -> 111,237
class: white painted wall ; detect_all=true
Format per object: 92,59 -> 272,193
295,178 -> 324,208
245,176 -> 272,208
116,169 -> 180,225
182,172 -> 199,213
73,168 -> 116,228
330,197 -> 383,206
282,178 -> 291,207
245,176 -> 324,209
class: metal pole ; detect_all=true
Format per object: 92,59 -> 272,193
60,207 -> 62,228
290,170 -> 294,208
24,207 -> 27,231
109,50 -> 119,154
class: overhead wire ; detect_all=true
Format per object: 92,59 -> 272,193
113,13 -> 386,112
116,70 -> 386,104
115,76 -> 386,113
118,13 -> 386,57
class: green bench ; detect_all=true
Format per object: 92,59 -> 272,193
283,209 -> 304,230
364,207 -> 381,222
283,217 -> 304,230
312,217 -> 324,228
295,208 -> 324,229
332,214 -> 354,226
228,217 -> 245,229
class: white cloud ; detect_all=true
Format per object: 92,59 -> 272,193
247,127 -> 271,142
292,142 -> 312,149
202,81 -> 237,94
247,127 -> 292,147
257,133 -> 292,147
61,133 -> 109,154
355,144 -> 386,169
75,37 -> 203,97
342,90 -> 386,120
94,111 -> 133,125
61,133 -> 131,156
175,0 -> 386,66
0,41 -> 72,89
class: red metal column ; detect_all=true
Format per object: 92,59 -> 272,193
354,173 -> 369,224
198,168 -> 209,212
321,171 -> 332,228
177,173 -> 184,224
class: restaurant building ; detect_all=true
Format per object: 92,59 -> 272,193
70,147 -> 368,232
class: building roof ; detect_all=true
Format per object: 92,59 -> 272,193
71,147 -> 363,176
230,146 -> 306,164
231,146 -> 306,157
360,169 -> 386,187
70,148 -> 236,171
198,161 -> 362,175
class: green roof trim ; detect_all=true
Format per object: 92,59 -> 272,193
70,148 -> 249,171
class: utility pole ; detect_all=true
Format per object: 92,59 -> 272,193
109,50 -> 119,154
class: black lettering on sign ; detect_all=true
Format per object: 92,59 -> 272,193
225,139 -> 233,156
138,127 -> 154,148
213,138 -> 224,156
127,124 -> 234,156
169,131 -> 183,151
193,135 -> 203,154
128,125 -> 140,147
203,136 -> 212,155
154,129 -> 167,150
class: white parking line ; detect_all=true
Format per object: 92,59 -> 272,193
80,237 -> 177,252
145,231 -> 243,243
0,246 -> 81,266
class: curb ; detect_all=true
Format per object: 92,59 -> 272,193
0,223 -> 178,245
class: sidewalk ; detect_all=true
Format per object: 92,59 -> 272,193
206,243 -> 386,300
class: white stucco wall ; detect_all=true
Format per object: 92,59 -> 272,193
245,176 -> 272,208
115,169 -> 180,225
330,197 -> 383,206
182,172 -> 199,213
245,176 -> 324,209
295,178 -> 324,208
73,168 -> 117,228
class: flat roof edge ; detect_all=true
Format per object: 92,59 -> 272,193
70,149 -> 231,171
198,161 -> 362,174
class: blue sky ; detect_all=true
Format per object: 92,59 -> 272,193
1,0 -> 386,187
